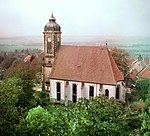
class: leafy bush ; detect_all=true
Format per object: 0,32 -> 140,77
136,79 -> 150,101
19,96 -> 140,136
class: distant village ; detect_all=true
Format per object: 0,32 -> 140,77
0,48 -> 43,80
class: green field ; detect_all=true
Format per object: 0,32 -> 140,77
0,36 -> 150,58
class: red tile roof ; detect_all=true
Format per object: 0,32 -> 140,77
140,67 -> 150,79
126,58 -> 135,68
30,58 -> 39,65
51,46 -> 124,85
24,55 -> 31,62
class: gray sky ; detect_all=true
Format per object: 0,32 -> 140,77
0,0 -> 150,37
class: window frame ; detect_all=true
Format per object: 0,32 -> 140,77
72,84 -> 77,103
56,82 -> 61,101
105,89 -> 109,97
89,86 -> 94,98
116,85 -> 120,99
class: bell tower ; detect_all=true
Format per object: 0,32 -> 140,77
42,13 -> 61,91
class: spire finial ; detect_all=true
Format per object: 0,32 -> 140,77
106,40 -> 107,47
51,11 -> 54,18
49,11 -> 55,21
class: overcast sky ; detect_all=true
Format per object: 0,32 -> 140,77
0,0 -> 150,37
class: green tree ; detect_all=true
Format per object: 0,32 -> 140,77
21,105 -> 68,136
4,62 -> 36,108
1,56 -> 16,69
110,47 -> 129,76
4,62 -> 35,80
0,77 -> 23,136
18,96 -> 140,136
67,96 -> 137,136
25,106 -> 52,136
129,79 -> 150,135
139,108 -> 150,135
136,79 -> 150,101
0,77 -> 51,136
33,91 -> 50,107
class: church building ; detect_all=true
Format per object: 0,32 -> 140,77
42,13 -> 126,104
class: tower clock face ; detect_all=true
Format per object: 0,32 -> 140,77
47,37 -> 51,42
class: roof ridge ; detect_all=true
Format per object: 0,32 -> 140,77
61,45 -> 106,48
106,48 -> 117,84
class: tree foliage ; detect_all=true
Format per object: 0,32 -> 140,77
1,56 -> 16,69
0,77 -> 50,136
139,108 -> 150,135
19,96 -> 139,136
136,79 -> 150,101
3,62 -> 36,108
18,105 -> 68,136
132,78 -> 150,135
0,77 -> 23,136
25,106 -> 52,136
3,62 -> 35,80
110,47 -> 129,76
67,96 -> 137,136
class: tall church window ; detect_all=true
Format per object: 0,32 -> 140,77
47,37 -> 51,53
56,82 -> 61,101
89,86 -> 94,98
72,84 -> 77,103
105,89 -> 109,97
116,85 -> 120,99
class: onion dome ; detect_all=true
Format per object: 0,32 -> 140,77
44,13 -> 61,32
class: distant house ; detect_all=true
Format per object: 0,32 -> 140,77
24,55 -> 35,63
125,69 -> 138,88
138,66 -> 150,79
125,57 -> 148,87
24,55 -> 31,62
42,13 -> 126,103
131,58 -> 146,73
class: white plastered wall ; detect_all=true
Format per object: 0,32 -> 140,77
116,81 -> 126,103
50,79 -> 65,101
102,85 -> 116,99
50,79 -> 125,103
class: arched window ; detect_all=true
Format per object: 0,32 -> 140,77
47,37 -> 51,53
105,89 -> 109,97
116,85 -> 120,99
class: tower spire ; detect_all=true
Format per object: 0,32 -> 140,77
49,11 -> 55,21
51,11 -> 54,18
